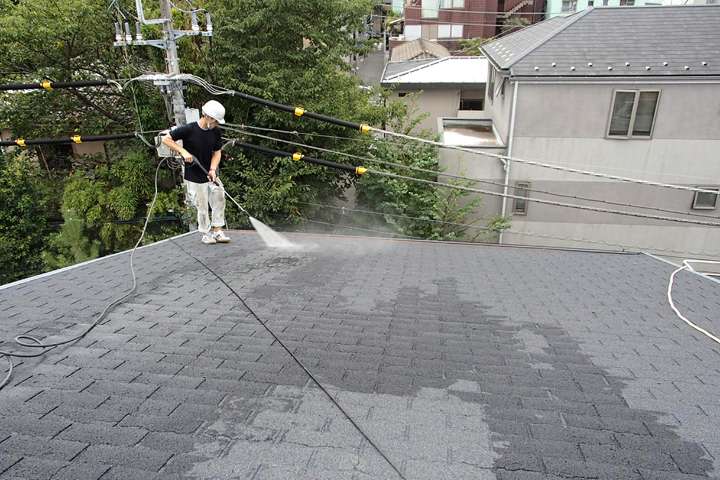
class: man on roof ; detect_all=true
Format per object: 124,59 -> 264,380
162,100 -> 230,245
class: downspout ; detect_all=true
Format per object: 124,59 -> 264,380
498,80 -> 518,245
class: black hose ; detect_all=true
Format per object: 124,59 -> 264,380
229,91 -> 364,131
230,141 -> 359,174
0,133 -> 137,147
0,79 -> 111,91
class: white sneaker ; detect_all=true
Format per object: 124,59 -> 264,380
201,233 -> 217,244
213,230 -> 231,243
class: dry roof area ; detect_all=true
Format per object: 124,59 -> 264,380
1,231 -> 720,479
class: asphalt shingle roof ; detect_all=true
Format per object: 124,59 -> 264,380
482,5 -> 720,78
390,39 -> 450,62
1,231 -> 720,479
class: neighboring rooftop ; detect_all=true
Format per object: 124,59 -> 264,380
390,38 -> 450,62
482,5 -> 720,77
1,231 -> 720,479
382,56 -> 488,86
441,118 -> 504,148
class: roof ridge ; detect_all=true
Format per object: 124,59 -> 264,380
384,57 -> 449,81
506,8 -> 594,70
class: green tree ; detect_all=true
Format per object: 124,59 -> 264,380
178,0 -> 385,225
42,149 -> 184,269
459,37 -> 491,56
502,16 -> 530,34
0,150 -> 54,284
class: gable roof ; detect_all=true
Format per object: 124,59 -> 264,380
482,5 -> 720,78
1,230 -> 720,478
390,38 -> 451,62
382,56 -> 488,86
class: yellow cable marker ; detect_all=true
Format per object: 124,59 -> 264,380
355,166 -> 367,175
15,139 -> 26,147
40,80 -> 53,91
292,152 -> 303,161
71,135 -> 82,144
294,107 -> 305,117
360,124 -> 371,134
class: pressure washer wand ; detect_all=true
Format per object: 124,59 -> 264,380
189,156 -> 249,216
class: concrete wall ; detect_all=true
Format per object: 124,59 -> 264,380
392,88 -> 461,134
439,146 -> 507,233
509,81 -> 720,257
484,69 -> 515,141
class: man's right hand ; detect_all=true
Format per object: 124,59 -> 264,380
181,150 -> 194,164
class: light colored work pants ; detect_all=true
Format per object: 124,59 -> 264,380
184,180 -> 226,233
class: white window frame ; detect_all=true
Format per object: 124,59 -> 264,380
451,24 -> 463,38
422,0 -> 440,18
404,24 -> 422,40
606,90 -> 661,139
440,0 -> 465,7
692,187 -> 719,210
561,0 -> 578,11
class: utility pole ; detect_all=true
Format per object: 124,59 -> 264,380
159,0 -> 186,126
112,0 -> 213,126
112,0 -> 213,231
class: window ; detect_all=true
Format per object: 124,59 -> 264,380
460,90 -> 484,110
561,0 -> 578,11
440,0 -> 465,6
607,90 -> 660,138
603,0 -> 608,5
513,182 -> 531,215
693,187 -> 719,210
422,0 -> 440,17
588,0 -> 594,5
421,24 -> 438,39
439,24 -> 463,38
619,0 -> 635,5
487,67 -> 495,102
405,24 -> 421,40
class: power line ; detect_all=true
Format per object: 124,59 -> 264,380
370,15 -> 524,26
223,126 -> 720,222
371,168 -> 720,227
178,74 -> 720,196
372,128 -> 720,196
299,201 -> 720,259
377,4 -> 551,15
222,137 -> 720,228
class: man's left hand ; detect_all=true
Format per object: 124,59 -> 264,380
208,168 -> 218,183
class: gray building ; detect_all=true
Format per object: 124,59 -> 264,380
382,52 -> 488,134
443,5 -> 720,259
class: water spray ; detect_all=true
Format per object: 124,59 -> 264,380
189,155 -> 295,248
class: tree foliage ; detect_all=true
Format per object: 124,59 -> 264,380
0,150 -> 54,284
0,0 -> 494,284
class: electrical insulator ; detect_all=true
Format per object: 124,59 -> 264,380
124,22 -> 132,44
114,22 -> 122,42
191,11 -> 200,32
205,12 -> 213,32
135,22 -> 143,41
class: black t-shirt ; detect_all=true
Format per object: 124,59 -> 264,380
170,122 -> 222,183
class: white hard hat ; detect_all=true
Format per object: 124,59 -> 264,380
202,100 -> 226,124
